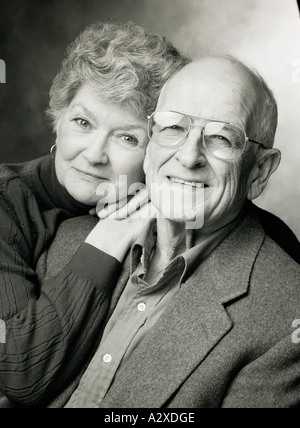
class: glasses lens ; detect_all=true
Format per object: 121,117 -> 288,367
148,111 -> 190,146
204,122 -> 245,160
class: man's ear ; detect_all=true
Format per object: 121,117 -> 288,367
247,148 -> 281,200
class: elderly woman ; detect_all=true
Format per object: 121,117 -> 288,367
0,20 -> 189,406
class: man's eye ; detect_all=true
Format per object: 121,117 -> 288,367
158,125 -> 185,133
74,118 -> 91,129
207,135 -> 232,147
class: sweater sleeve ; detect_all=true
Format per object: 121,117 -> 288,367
0,173 -> 123,406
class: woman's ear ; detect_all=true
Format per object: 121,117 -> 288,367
247,148 -> 281,200
54,118 -> 63,143
143,145 -> 150,175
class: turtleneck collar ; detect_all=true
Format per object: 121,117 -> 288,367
36,155 -> 93,216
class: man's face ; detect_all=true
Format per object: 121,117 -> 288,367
144,59 -> 259,231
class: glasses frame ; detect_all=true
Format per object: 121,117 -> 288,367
147,110 -> 268,161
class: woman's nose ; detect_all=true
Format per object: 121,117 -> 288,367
175,127 -> 207,169
83,133 -> 109,165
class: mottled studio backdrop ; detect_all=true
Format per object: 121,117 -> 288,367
0,0 -> 299,238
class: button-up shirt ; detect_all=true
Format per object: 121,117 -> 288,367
65,216 -> 242,408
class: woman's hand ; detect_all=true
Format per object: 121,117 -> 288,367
89,187 -> 150,220
85,190 -> 158,263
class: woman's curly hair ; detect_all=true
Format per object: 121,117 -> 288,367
47,20 -> 190,129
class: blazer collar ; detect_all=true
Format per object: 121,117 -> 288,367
102,207 -> 266,408
203,205 -> 265,305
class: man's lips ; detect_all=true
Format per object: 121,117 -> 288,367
168,176 -> 209,188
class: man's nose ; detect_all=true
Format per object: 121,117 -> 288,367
83,132 -> 109,165
175,127 -> 207,169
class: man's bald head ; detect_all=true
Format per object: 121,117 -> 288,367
158,55 -> 278,148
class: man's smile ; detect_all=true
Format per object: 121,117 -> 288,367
168,176 -> 209,188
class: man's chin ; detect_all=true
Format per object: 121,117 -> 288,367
155,204 -> 205,227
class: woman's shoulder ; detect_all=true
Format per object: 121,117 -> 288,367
0,162 -> 19,181
0,155 -> 49,182
0,156 -> 50,199
0,157 -> 50,217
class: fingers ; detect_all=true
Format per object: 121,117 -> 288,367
129,201 -> 159,220
97,197 -> 128,220
94,188 -> 153,221
89,208 -> 97,216
110,188 -> 150,220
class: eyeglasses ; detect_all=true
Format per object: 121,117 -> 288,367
147,110 -> 268,161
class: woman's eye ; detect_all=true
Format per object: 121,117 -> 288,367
74,118 -> 91,129
120,135 -> 139,145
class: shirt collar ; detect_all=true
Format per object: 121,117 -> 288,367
129,210 -> 246,284
130,219 -> 157,275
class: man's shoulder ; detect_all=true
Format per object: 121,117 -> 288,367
251,202 -> 300,264
253,234 -> 300,293
260,234 -> 299,268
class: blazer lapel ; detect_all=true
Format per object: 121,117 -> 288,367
102,209 -> 266,408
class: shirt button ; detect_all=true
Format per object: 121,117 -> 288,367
138,303 -> 146,312
103,354 -> 112,363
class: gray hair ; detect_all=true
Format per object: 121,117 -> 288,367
47,20 -> 190,129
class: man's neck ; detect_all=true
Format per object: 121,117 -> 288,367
155,218 -> 202,263
143,211 -> 246,285
155,209 -> 245,263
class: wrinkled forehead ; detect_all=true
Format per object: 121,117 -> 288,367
157,60 -> 258,131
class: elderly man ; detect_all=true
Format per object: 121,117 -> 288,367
40,56 -> 300,408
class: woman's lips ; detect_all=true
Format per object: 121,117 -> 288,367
73,167 -> 109,181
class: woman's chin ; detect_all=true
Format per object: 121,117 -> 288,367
66,186 -> 98,206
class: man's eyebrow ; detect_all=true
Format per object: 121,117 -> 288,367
70,104 -> 97,122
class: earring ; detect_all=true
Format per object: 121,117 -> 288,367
50,144 -> 57,159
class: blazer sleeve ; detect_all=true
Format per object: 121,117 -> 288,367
221,332 -> 300,408
0,173 -> 122,406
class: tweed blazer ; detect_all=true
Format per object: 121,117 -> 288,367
44,207 -> 300,408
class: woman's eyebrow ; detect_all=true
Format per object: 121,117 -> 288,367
70,104 -> 146,131
70,104 -> 97,123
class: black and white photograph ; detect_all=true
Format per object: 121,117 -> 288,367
0,0 -> 300,410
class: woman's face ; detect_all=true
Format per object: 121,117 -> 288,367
55,84 -> 148,205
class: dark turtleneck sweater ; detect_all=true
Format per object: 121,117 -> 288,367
0,155 -> 122,407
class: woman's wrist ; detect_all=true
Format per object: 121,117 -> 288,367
85,231 -> 131,263
84,219 -> 134,263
